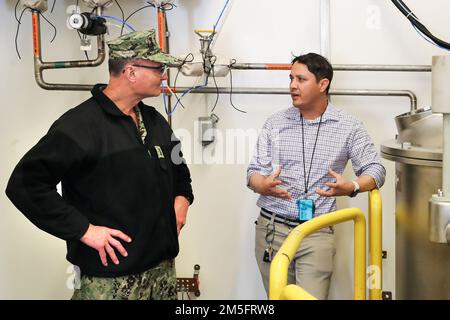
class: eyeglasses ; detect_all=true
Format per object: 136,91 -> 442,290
131,64 -> 168,76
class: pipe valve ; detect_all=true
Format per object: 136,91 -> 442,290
68,12 -> 107,36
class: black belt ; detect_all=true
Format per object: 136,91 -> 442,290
260,208 -> 302,227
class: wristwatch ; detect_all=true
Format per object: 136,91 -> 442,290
349,180 -> 360,198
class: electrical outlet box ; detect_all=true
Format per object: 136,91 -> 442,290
198,114 -> 219,146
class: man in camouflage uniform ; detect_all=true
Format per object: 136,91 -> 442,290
6,30 -> 194,300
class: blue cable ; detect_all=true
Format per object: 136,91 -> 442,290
96,15 -> 136,32
213,0 -> 231,31
164,1 -> 231,116
162,81 -> 169,115
164,78 -> 209,116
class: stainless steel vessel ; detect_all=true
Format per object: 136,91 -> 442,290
381,107 -> 450,299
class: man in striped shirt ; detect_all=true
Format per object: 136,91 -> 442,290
247,53 -> 385,299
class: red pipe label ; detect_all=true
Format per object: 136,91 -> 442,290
266,64 -> 291,70
32,13 -> 40,57
158,11 -> 166,52
161,87 -> 176,93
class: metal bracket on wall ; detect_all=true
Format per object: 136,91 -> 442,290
176,264 -> 201,297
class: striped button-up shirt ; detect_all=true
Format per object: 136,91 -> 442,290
247,103 -> 386,220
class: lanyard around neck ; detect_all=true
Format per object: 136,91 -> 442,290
301,113 -> 323,194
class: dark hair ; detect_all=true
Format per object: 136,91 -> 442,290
291,53 -> 333,94
108,58 -> 137,76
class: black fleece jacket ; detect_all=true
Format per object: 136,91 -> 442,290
6,84 -> 194,277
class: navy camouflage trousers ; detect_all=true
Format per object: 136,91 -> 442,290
72,259 -> 177,300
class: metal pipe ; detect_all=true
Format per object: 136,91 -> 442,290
160,8 -> 173,127
442,114 -> 450,196
169,86 -> 418,112
331,89 -> 417,112
446,224 -> 450,245
231,63 -> 291,70
32,7 -> 106,91
230,63 -> 431,72
320,0 -> 331,59
432,56 -> 450,196
333,64 -> 431,72
157,8 -> 166,52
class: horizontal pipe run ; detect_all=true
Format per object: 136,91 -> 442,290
231,63 -> 291,70
45,82 -> 417,111
169,87 -> 417,112
231,63 -> 431,72
332,89 -> 417,112
333,64 -> 431,72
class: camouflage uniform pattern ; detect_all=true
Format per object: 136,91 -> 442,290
71,260 -> 177,300
107,30 -> 182,67
134,106 -> 147,144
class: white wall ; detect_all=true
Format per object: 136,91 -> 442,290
1,0 -> 448,299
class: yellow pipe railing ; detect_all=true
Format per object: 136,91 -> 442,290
269,208 -> 366,300
368,189 -> 382,300
279,284 -> 317,300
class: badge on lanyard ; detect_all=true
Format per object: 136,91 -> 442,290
297,112 -> 323,223
296,198 -> 315,222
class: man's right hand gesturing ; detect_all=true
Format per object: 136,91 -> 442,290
249,167 -> 292,200
80,224 -> 132,267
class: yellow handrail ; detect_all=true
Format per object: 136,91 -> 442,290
269,208 -> 366,300
368,189 -> 382,300
279,285 -> 317,300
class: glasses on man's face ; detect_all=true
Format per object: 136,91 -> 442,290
131,64 -> 168,76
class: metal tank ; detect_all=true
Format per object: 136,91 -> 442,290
381,107 -> 450,299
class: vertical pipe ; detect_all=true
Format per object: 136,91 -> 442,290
157,8 -> 166,51
32,10 -> 44,86
368,189 -> 383,300
32,10 -> 41,59
354,213 -> 366,300
320,0 -> 331,59
432,56 -> 450,196
443,114 -> 450,196
157,7 -> 172,126
164,13 -> 173,128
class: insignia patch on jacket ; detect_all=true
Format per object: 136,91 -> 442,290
154,146 -> 165,159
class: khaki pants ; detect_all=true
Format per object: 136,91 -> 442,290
72,259 -> 177,300
255,214 -> 335,300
